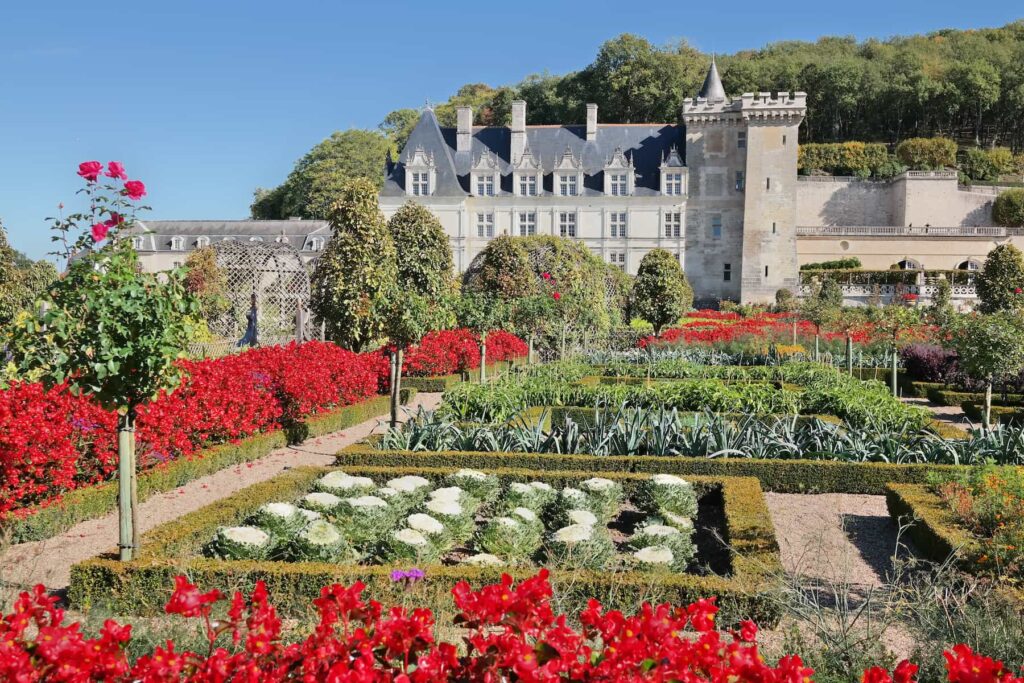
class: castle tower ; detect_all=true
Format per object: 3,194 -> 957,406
682,60 -> 806,304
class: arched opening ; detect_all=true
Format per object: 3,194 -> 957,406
897,258 -> 921,270
956,259 -> 981,272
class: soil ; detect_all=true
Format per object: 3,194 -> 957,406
0,393 -> 442,596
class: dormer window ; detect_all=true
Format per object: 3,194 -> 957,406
405,146 -> 436,197
475,175 -> 495,196
131,236 -> 145,250
471,151 -> 500,197
664,173 -> 683,195
308,236 -> 325,251
603,148 -> 634,196
512,146 -> 542,197
659,146 -> 687,196
249,236 -> 264,242
170,236 -> 185,251
558,175 -> 578,196
519,175 -> 537,196
196,236 -> 210,248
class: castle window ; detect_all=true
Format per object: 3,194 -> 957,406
558,211 -> 577,238
766,177 -> 771,191
957,259 -> 980,271
897,258 -> 921,270
412,172 -> 430,196
723,263 -> 732,281
783,134 -> 787,146
249,236 -> 263,242
476,213 -> 495,238
664,212 -> 681,238
711,214 -> 722,239
609,212 -> 627,238
131,236 -> 145,250
475,175 -> 495,196
519,175 -> 537,196
664,173 -> 683,196
309,237 -> 325,251
737,131 -> 747,149
558,174 -> 578,196
764,266 -> 769,277
170,236 -> 185,251
609,174 -> 628,196
735,171 -> 745,192
518,212 -> 536,236
609,252 -> 626,270
196,236 -> 210,248
772,222 -> 777,235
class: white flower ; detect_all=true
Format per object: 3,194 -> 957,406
425,499 -> 463,517
634,545 -> 674,565
261,502 -> 298,518
462,553 -> 504,567
303,492 -> 342,510
221,526 -> 270,547
346,495 -> 388,509
429,486 -> 464,502
387,475 -> 430,493
566,509 -> 598,527
453,469 -> 487,480
407,513 -> 445,536
510,482 -> 532,495
652,474 -> 691,487
581,477 -> 616,491
553,524 -> 594,543
495,516 -> 520,528
376,487 -> 399,499
530,482 -> 553,492
392,528 -> 429,546
297,508 -> 322,523
636,524 -> 680,538
512,507 -> 537,523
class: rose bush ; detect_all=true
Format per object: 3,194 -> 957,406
0,341 -> 384,518
1,571 -> 1020,682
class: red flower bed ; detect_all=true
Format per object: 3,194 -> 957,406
3,571 -> 1019,682
0,341 -> 383,518
397,329 -> 528,377
638,310 -> 876,348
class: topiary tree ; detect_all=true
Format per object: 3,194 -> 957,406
868,303 -> 920,396
823,306 -> 866,375
946,311 -> 1024,429
456,292 -> 512,382
310,178 -> 397,351
975,243 -> 1024,314
993,189 -> 1024,228
630,249 -> 693,334
800,277 -> 843,359
467,235 -> 536,300
383,201 -> 455,426
927,277 -> 954,327
9,161 -> 196,561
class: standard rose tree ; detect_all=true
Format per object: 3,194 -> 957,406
8,162 -> 196,560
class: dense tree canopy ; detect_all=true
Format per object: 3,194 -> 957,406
0,221 -> 57,330
976,243 -> 1024,314
630,249 -> 693,333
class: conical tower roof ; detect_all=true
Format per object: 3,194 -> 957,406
698,56 -> 726,101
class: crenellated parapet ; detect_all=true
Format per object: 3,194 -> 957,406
739,92 -> 806,124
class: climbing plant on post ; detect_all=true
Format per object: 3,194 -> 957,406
9,162 -> 196,561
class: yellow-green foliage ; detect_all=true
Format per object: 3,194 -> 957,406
68,464 -> 782,625
895,137 -> 958,170
798,142 -> 899,178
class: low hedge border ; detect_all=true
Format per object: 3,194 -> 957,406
3,390 -> 416,544
961,402 -> 1024,425
68,464 -> 782,625
929,388 -> 1024,408
335,444 -> 972,495
403,360 -> 520,393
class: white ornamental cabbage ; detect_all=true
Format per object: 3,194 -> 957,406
288,520 -> 353,563
637,474 -> 698,518
547,524 -> 614,571
478,516 -> 541,562
334,496 -> 393,547
500,481 -> 556,513
315,471 -> 376,495
386,475 -> 431,494
629,521 -> 695,570
577,479 -> 623,521
422,498 -> 474,541
248,502 -> 303,538
461,553 -> 504,567
300,492 -> 343,514
380,527 -> 442,564
552,524 -> 594,543
446,470 -> 500,503
296,508 -> 322,524
633,545 -> 675,568
207,526 -> 271,560
566,509 -> 598,527
407,513 -> 445,537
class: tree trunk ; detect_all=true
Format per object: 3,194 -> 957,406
814,333 -> 820,362
560,325 -> 567,360
117,411 -> 136,562
891,346 -> 899,397
479,339 -> 487,383
792,319 -> 797,345
389,348 -> 403,429
528,334 -> 535,365
846,335 -> 853,376
985,380 -> 993,431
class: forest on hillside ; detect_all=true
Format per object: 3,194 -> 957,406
252,21 -> 1024,220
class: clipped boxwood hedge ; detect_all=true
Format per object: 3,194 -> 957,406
928,388 -> 1024,408
961,402 -> 1024,425
68,464 -> 782,625
403,361 -> 520,392
885,483 -> 983,569
2,391 -> 415,544
336,444 -> 969,495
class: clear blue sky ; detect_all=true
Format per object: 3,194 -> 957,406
1,0 -> 1020,260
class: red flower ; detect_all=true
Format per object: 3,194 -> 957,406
894,660 -> 919,683
124,180 -> 146,200
164,575 -> 222,618
1015,287 -> 1022,294
863,666 -> 894,683
105,161 -> 128,180
737,619 -> 757,642
106,212 -> 124,228
90,222 -> 110,242
552,291 -> 561,301
542,272 -> 551,280
77,161 -> 103,182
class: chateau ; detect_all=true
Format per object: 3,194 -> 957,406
132,61 -> 1017,305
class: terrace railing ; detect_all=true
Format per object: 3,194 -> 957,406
796,225 -> 1024,237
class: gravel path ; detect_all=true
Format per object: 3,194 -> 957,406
0,393 -> 441,594
765,492 -> 906,586
902,396 -> 971,432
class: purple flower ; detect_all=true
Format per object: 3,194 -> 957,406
390,568 -> 425,585
390,569 -> 407,582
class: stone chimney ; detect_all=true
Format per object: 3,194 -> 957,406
457,106 -> 473,153
510,100 -> 526,162
586,103 -> 598,141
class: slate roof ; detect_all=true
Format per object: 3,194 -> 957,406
699,57 -> 726,101
125,220 -> 330,252
382,110 -> 685,198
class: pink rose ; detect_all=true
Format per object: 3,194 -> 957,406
105,212 -> 124,229
77,161 -> 103,182
105,161 -> 128,180
90,222 -> 109,242
124,180 -> 146,200
1015,287 -> 1022,295
552,291 -> 561,301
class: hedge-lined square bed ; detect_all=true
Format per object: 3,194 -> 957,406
69,465 -> 782,625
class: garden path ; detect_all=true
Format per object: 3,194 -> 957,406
902,396 -> 970,432
0,393 -> 442,595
